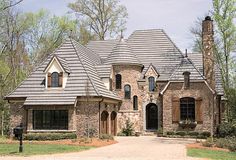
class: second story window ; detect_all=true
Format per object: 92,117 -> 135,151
148,76 -> 155,92
115,74 -> 122,89
51,72 -> 59,87
124,84 -> 131,99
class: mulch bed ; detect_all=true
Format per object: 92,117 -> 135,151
186,143 -> 229,152
1,138 -> 117,147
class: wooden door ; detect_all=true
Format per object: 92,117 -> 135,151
146,104 -> 158,130
110,111 -> 117,136
101,111 -> 109,134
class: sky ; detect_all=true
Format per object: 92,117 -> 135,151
18,0 -> 213,53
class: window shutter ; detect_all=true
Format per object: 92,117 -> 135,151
48,73 -> 51,87
196,98 -> 203,123
172,97 -> 180,123
59,72 -> 63,87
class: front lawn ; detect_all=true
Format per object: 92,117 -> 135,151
187,148 -> 236,160
0,143 -> 93,156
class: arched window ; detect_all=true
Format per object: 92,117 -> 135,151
124,84 -> 131,99
133,95 -> 138,110
183,71 -> 190,89
148,76 -> 155,92
51,72 -> 59,87
115,74 -> 122,89
180,97 -> 195,121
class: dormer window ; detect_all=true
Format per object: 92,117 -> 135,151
44,55 -> 70,89
48,72 -> 63,88
148,76 -> 155,92
183,71 -> 190,89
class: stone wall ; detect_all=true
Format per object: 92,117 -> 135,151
162,82 -> 215,133
9,101 -> 26,133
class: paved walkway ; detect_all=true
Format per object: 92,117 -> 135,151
0,136 -> 202,160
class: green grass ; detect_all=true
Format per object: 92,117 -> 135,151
188,148 -> 236,160
0,142 -> 93,156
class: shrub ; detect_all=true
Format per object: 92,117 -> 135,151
24,133 -> 77,141
117,132 -> 126,136
121,119 -> 134,136
99,134 -> 114,140
200,131 -> 211,138
225,137 -> 236,152
166,131 -> 175,135
188,131 -> 199,137
83,128 -> 97,138
202,138 -> 214,147
218,122 -> 236,138
215,138 -> 229,148
176,131 -> 186,137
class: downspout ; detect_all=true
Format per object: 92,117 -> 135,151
211,93 -> 216,138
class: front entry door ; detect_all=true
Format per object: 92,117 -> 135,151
146,104 -> 158,130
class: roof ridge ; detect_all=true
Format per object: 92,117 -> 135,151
70,39 -> 100,96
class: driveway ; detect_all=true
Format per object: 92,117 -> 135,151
0,136 -> 202,160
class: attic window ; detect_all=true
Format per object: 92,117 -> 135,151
48,72 -> 63,88
148,76 -> 155,92
183,71 -> 191,89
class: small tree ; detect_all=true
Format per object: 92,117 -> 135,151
121,118 -> 134,136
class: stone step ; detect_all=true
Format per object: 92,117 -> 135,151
142,131 -> 157,136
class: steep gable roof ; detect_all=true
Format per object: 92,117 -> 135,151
43,55 -> 71,73
6,39 -> 120,105
169,56 -> 205,81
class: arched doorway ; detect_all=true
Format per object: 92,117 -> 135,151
146,103 -> 158,130
110,111 -> 117,136
101,111 -> 109,134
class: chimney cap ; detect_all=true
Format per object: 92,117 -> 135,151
205,16 -> 212,21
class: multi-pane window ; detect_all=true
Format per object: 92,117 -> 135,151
33,110 -> 68,130
148,76 -> 155,92
124,84 -> 131,99
133,95 -> 138,110
115,74 -> 122,89
180,98 -> 195,121
51,72 -> 59,87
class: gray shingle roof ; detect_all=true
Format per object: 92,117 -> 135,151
104,39 -> 142,66
6,39 -> 120,105
188,52 -> 224,95
95,64 -> 112,78
169,57 -> 205,81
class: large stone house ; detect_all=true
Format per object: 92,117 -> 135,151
5,16 -> 224,136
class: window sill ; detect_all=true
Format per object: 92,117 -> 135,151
27,130 -> 76,133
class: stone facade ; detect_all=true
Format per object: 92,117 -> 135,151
162,82 -> 214,133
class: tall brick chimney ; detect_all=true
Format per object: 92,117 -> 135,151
202,16 -> 215,89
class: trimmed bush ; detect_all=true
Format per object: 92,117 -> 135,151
188,131 -> 199,137
176,131 -> 186,137
200,131 -> 211,138
117,132 -> 126,136
24,133 -> 77,141
166,131 -> 175,135
99,134 -> 114,140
